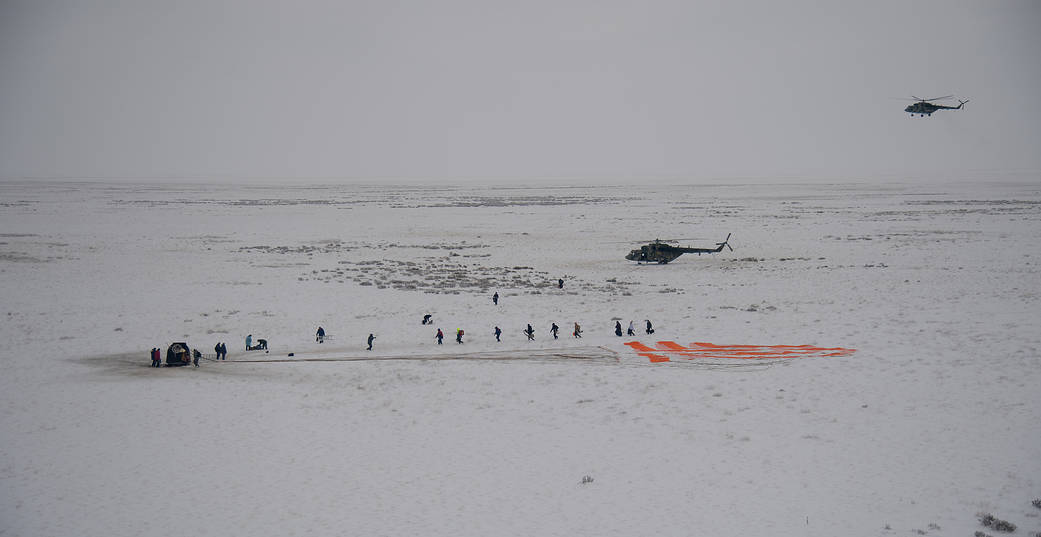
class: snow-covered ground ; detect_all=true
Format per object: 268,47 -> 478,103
1,179 -> 1039,536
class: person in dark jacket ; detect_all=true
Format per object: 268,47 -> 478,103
645,320 -> 654,335
456,329 -> 464,343
615,321 -> 623,337
219,342 -> 227,360
525,324 -> 535,341
422,314 -> 432,325
215,342 -> 222,359
550,323 -> 559,339
558,278 -> 564,289
436,328 -> 444,345
494,326 -> 502,342
367,334 -> 375,351
193,349 -> 201,367
492,292 -> 499,305
316,326 -> 325,343
257,338 -> 267,350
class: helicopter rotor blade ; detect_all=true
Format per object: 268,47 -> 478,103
657,237 -> 706,242
614,237 -> 708,244
608,239 -> 668,244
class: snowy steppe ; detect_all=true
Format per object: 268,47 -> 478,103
1,179 -> 1039,537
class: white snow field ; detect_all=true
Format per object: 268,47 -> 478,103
1,180 -> 1039,536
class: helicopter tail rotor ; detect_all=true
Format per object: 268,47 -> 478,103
716,233 -> 733,252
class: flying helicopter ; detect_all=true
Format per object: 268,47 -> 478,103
626,234 -> 732,264
903,95 -> 969,117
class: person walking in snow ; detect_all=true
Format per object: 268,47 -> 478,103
627,320 -> 635,336
219,342 -> 227,360
367,333 -> 375,351
150,348 -> 159,367
246,334 -> 252,350
645,320 -> 654,335
316,326 -> 325,343
573,322 -> 582,338
492,292 -> 499,305
215,342 -> 222,359
193,349 -> 201,367
558,278 -> 564,289
494,326 -> 501,342
525,324 -> 535,341
456,329 -> 464,344
550,323 -> 559,339
615,321 -> 623,337
436,328 -> 444,345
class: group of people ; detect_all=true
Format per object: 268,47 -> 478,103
433,328 -> 465,345
151,316 -> 649,366
615,320 -> 653,337
411,289 -> 603,346
245,334 -> 267,351
158,280 -> 647,365
433,322 -> 582,345
428,321 -> 585,346
516,321 -> 582,341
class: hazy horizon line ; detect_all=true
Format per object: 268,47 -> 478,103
2,168 -> 1038,188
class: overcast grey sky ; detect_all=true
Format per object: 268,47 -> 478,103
1,0 -> 1039,183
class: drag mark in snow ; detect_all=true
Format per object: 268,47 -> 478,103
624,341 -> 856,363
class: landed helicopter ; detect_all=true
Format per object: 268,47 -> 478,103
626,234 -> 732,264
903,95 -> 969,117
